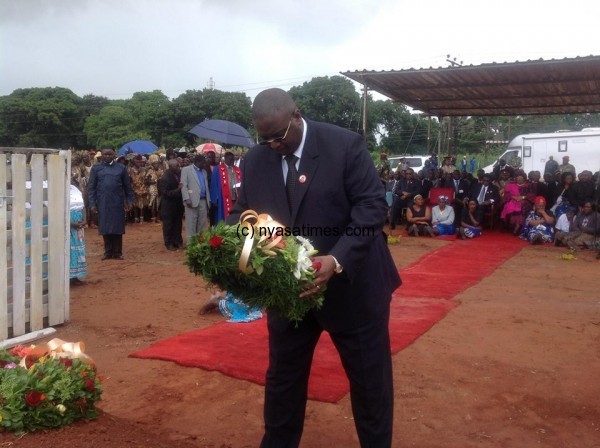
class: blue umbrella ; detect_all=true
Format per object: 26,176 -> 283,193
189,119 -> 254,148
118,140 -> 158,156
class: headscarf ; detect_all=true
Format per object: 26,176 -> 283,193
438,195 -> 448,202
534,196 -> 545,206
413,194 -> 423,203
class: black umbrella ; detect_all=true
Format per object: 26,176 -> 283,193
189,119 -> 254,148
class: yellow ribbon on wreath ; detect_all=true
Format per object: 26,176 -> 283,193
238,210 -> 285,274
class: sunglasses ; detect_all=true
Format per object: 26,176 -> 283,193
258,119 -> 292,146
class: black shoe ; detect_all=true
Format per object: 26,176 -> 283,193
101,254 -> 111,260
113,255 -> 124,260
70,278 -> 88,286
166,245 -> 177,251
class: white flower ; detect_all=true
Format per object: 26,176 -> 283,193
293,237 -> 317,280
296,236 -> 317,255
56,404 -> 66,414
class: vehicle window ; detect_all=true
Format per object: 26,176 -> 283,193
388,156 -> 427,171
405,158 -> 422,168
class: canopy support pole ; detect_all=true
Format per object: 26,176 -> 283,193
362,82 -> 368,140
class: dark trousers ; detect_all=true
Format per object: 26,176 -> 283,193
102,234 -> 123,258
390,197 -> 409,228
260,308 -> 393,448
161,209 -> 183,248
453,199 -> 464,227
209,204 -> 218,226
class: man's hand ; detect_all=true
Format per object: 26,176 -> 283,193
90,206 -> 98,215
184,199 -> 192,207
124,203 -> 132,212
299,255 -> 337,298
178,183 -> 183,190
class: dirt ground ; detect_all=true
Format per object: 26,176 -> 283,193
1,222 -> 599,448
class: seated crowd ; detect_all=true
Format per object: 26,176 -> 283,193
383,156 -> 600,251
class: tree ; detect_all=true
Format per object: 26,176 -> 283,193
0,87 -> 82,148
83,105 -> 142,150
77,94 -> 110,148
171,89 -> 253,146
288,76 -> 361,131
369,100 -> 434,155
127,90 -> 173,144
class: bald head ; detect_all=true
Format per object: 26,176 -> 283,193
252,88 -> 296,120
167,159 -> 180,173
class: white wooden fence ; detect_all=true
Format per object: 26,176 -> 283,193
0,148 -> 70,342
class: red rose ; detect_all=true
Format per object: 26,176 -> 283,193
84,378 -> 96,392
311,261 -> 322,271
24,390 -> 45,407
209,236 -> 224,248
24,356 -> 37,369
59,358 -> 73,368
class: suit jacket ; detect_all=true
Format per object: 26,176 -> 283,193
443,177 -> 471,200
393,177 -> 421,197
228,119 -> 401,331
157,170 -> 184,216
180,165 -> 211,208
469,182 -> 500,205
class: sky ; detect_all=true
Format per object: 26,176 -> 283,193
2,0 -> 600,101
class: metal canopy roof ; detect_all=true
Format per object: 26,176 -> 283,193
341,56 -> 600,117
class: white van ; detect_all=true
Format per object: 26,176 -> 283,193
388,156 -> 430,173
483,129 -> 600,175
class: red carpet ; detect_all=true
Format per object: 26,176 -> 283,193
398,233 -> 526,299
130,233 -> 525,402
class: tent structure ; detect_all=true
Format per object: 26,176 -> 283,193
341,55 -> 600,117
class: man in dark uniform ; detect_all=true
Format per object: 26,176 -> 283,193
229,88 -> 401,448
157,159 -> 184,250
88,148 -> 134,260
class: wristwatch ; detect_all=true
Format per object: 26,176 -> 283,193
331,256 -> 343,274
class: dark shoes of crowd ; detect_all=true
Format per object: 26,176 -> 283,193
101,254 -> 124,260
166,244 -> 184,251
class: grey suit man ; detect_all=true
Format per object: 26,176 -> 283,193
180,154 -> 211,242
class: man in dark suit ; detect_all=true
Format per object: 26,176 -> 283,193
228,89 -> 401,448
468,173 -> 500,212
157,159 -> 184,250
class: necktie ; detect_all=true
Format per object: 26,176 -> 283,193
454,179 -> 459,192
285,155 -> 298,212
478,186 -> 486,204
